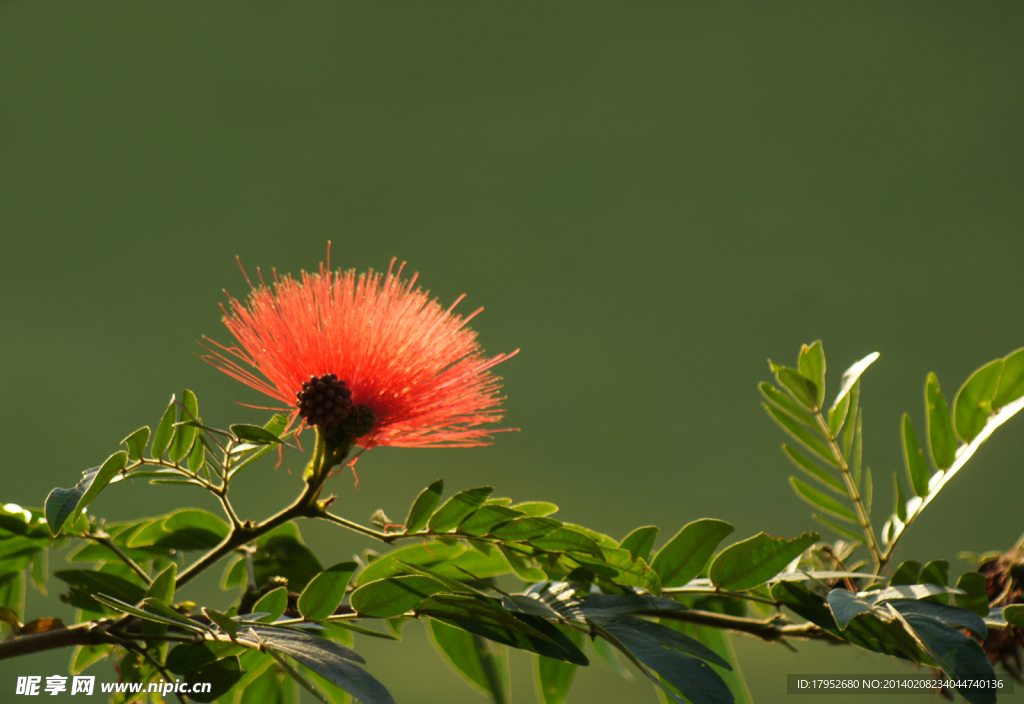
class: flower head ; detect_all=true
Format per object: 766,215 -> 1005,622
204,252 -> 518,449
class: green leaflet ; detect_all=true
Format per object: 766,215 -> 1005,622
708,532 -> 818,591
298,563 -> 357,621
651,519 -> 734,588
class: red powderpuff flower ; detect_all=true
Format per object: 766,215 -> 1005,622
203,253 -> 518,449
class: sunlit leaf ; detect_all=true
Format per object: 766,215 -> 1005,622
811,514 -> 864,544
708,532 -> 818,591
121,427 -> 150,462
620,526 -> 659,563
789,477 -> 858,523
652,519 -> 735,589
993,348 -> 1024,409
405,480 -> 444,534
954,359 -> 1003,443
299,563 -> 357,621
429,487 -> 493,533
151,395 -> 178,459
925,373 -> 957,470
798,341 -> 826,410
354,542 -> 466,586
901,414 -> 930,497
231,424 -> 284,445
763,404 -> 837,467
169,389 -> 200,463
489,516 -> 561,542
759,383 -> 817,428
771,364 -> 818,411
253,587 -> 289,623
350,575 -> 449,618
832,352 -> 879,410
529,528 -> 604,559
510,502 -> 559,517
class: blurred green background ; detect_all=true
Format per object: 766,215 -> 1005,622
2,2 -> 1023,702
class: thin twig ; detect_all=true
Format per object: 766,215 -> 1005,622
87,534 -> 152,586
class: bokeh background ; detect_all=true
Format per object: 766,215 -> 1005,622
2,2 -> 1023,702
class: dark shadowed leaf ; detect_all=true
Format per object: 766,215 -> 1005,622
901,415 -> 930,497
428,618 -> 509,703
889,560 -> 921,586
234,624 -> 395,704
954,572 -> 989,617
299,563 -> 357,621
708,532 -> 818,591
405,480 -> 444,534
426,602 -> 588,666
591,614 -> 733,704
184,655 -> 243,702
167,642 -> 246,675
55,569 -> 146,607
620,526 -> 659,563
883,599 -> 985,638
429,487 -> 493,533
898,615 -> 996,704
1004,605 -> 1024,628
652,519 -> 734,589
925,373 -> 957,470
919,560 -> 949,587
143,563 -> 176,638
45,451 -> 128,536
892,473 -> 908,523
954,360 -> 1004,443
788,477 -> 857,523
535,627 -> 584,704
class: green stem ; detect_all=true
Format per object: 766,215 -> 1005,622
177,428 -> 352,590
814,411 -> 883,568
